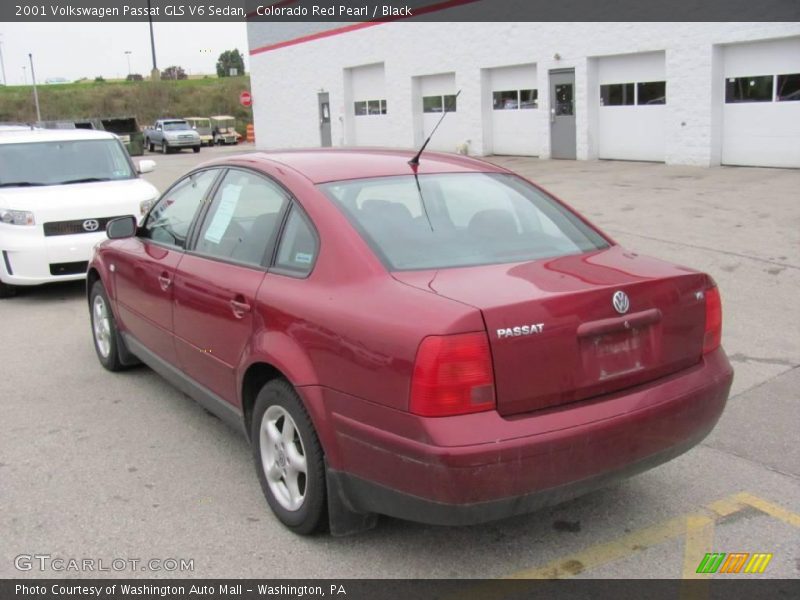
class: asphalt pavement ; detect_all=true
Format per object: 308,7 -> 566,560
2,146 -> 798,579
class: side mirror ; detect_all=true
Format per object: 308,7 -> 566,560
137,159 -> 156,174
107,216 -> 137,240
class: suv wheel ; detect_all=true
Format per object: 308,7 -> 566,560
252,380 -> 326,535
148,141 -> 155,152
90,281 -> 125,371
193,146 -> 201,153
161,142 -> 168,154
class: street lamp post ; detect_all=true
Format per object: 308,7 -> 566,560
0,36 -> 7,86
147,0 -> 159,80
124,50 -> 132,76
28,53 -> 41,123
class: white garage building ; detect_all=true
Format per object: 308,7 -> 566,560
246,22 -> 800,168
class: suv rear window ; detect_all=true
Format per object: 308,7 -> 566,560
320,173 -> 608,270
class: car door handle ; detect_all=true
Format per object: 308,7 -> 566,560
230,297 -> 251,318
158,273 -> 172,291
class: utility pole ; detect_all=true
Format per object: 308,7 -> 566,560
147,0 -> 159,80
0,36 -> 7,86
28,53 -> 41,123
125,50 -> 132,76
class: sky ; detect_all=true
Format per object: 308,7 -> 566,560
0,22 -> 250,84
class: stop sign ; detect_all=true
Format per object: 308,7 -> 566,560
240,91 -> 252,107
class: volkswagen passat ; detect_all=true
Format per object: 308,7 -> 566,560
87,149 -> 733,535
0,128 -> 158,298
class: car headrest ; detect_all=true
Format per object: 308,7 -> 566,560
468,209 -> 518,238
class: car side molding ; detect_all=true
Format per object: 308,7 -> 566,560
123,333 -> 247,437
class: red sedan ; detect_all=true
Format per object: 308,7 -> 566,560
87,149 -> 733,535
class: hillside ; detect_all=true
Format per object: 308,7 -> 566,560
0,76 -> 253,128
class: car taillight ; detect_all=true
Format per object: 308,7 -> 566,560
703,285 -> 722,354
410,332 -> 496,417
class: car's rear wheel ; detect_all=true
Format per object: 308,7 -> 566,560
0,280 -> 17,299
252,380 -> 326,535
90,281 -> 125,372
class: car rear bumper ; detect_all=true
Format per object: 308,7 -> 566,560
310,347 -> 733,525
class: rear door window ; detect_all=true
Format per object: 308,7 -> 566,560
274,206 -> 318,276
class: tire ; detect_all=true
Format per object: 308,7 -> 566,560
193,146 -> 201,153
148,141 -> 155,152
252,379 -> 326,535
89,280 -> 125,372
161,141 -> 168,154
0,280 -> 17,299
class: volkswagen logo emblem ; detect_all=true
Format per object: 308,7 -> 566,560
82,219 -> 100,232
612,291 -> 630,314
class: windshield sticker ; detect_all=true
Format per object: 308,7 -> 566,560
203,185 -> 241,244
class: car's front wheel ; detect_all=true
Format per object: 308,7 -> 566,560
90,281 -> 125,371
161,142 -> 168,154
193,146 -> 201,153
252,380 -> 326,535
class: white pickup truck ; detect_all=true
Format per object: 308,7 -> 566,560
145,119 -> 201,154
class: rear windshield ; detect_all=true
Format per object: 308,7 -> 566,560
0,139 -> 136,187
320,172 -> 609,270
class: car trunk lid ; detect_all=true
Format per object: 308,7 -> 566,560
393,247 -> 709,416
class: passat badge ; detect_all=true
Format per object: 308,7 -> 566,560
497,323 -> 544,339
612,291 -> 630,314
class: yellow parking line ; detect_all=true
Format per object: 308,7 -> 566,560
735,492 -> 800,528
681,515 -> 715,579
506,512 -> 715,579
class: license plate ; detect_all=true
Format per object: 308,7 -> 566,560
586,327 -> 651,381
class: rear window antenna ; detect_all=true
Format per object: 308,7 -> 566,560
408,89 -> 461,167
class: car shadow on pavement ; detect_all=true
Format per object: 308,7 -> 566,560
5,280 -> 85,303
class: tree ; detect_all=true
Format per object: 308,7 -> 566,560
161,65 -> 187,81
216,49 -> 245,78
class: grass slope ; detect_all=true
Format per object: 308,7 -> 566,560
0,76 -> 253,128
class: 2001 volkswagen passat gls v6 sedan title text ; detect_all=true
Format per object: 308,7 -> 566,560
87,149 -> 733,535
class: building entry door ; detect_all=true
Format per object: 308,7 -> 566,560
318,92 -> 332,147
549,69 -> 576,159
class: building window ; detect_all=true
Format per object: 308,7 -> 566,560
520,89 -> 538,109
493,90 -> 518,110
423,94 -> 457,113
354,99 -> 387,116
777,73 -> 800,102
600,83 -> 635,106
493,89 -> 538,110
637,81 -> 666,105
725,75 -> 773,103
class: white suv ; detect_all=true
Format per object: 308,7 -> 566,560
0,128 -> 159,297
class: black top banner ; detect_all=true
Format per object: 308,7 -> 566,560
3,0 -> 800,22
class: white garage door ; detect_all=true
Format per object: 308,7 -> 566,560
598,52 -> 666,162
721,37 -> 800,168
418,72 -> 460,152
487,64 -> 539,156
348,63 -> 388,147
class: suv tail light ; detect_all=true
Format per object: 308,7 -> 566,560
703,285 -> 722,354
410,332 -> 496,417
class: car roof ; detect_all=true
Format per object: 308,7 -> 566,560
217,148 -> 509,184
0,127 -> 117,144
